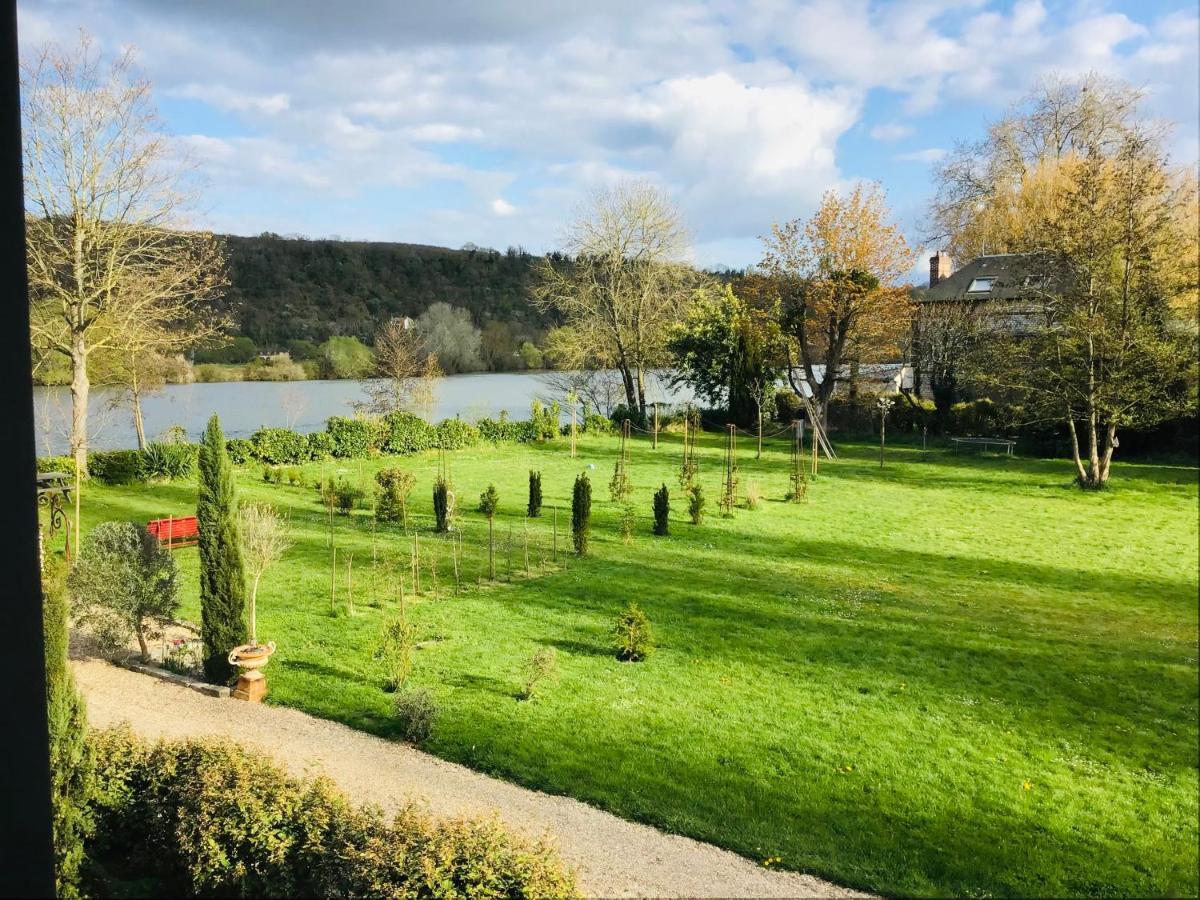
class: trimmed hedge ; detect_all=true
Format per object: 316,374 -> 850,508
326,416 -> 379,458
250,428 -> 311,465
436,418 -> 480,450
87,728 -> 578,898
88,450 -> 143,484
381,412 -> 436,455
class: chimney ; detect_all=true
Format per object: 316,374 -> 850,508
929,251 -> 952,288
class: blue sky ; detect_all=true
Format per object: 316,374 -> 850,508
18,0 -> 1200,274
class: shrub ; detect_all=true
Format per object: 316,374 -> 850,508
326,416 -> 378,458
619,503 -> 636,544
375,468 -> 416,525
375,615 -> 417,693
652,484 -> 670,536
317,478 -> 366,515
478,484 -> 499,519
572,473 -> 591,556
194,362 -> 241,383
477,413 -> 538,444
774,388 -> 803,423
306,430 -> 335,461
688,484 -> 705,525
243,353 -> 306,381
529,400 -> 561,441
285,467 -> 305,487
744,480 -> 763,510
433,477 -> 451,533
197,416 -> 247,684
393,688 -> 439,743
581,410 -> 614,434
610,404 -> 647,430
381,411 -> 436,455
527,470 -> 542,518
520,647 -> 559,701
225,438 -> 253,465
37,454 -> 76,475
87,729 -> 577,898
88,449 -> 144,484
68,521 -> 181,661
319,335 -> 375,379
250,427 -> 310,465
43,554 -> 94,899
435,418 -> 480,450
609,461 -> 631,503
138,443 -> 198,481
613,602 -> 654,661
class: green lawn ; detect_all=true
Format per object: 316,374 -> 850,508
70,431 -> 1199,897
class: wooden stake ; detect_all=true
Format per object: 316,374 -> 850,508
523,519 -> 530,574
488,518 -> 496,580
346,553 -> 354,615
552,507 -> 558,562
452,532 -> 461,595
414,534 -> 421,594
330,546 -> 337,614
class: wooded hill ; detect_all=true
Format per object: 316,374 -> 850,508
222,234 -> 558,347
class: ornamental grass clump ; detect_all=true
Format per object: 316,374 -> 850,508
572,472 -> 591,556
613,602 -> 654,662
375,614 -> 417,693
652,483 -> 670,536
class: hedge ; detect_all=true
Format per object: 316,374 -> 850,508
326,416 -> 379,459
87,728 -> 578,898
381,412 -> 437,455
436,418 -> 480,450
250,427 -> 312,465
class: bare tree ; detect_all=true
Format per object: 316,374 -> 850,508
280,386 -> 308,430
912,299 -> 982,429
532,181 -> 701,416
359,316 -> 427,415
239,503 -> 291,648
537,368 -> 624,416
23,33 -> 228,472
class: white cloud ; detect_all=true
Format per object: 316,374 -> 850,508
895,148 -> 947,164
491,197 -> 517,216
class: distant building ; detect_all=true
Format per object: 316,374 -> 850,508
917,250 -> 1056,335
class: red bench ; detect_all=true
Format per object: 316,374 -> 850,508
147,515 -> 200,550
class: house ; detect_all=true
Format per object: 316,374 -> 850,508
918,250 -> 1054,334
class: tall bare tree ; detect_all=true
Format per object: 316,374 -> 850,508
23,34 -> 228,472
359,316 -> 429,415
761,183 -> 912,423
532,181 -> 700,416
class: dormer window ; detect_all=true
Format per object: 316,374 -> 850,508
967,277 -> 995,293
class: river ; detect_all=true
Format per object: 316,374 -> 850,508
32,371 -> 695,455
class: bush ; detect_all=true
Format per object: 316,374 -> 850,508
393,688 -> 439,743
317,478 -> 365,514
194,363 -> 242,383
306,430 -> 335,461
435,418 -> 480,450
652,484 -> 670,536
326,416 -> 379,458
478,484 -> 499,519
87,728 -> 576,898
477,412 -> 538,444
527,470 -> 542,518
613,602 -> 654,661
619,503 -> 635,544
572,473 -> 591,556
581,410 -> 614,434
193,335 -> 258,364
68,521 -> 181,661
138,443 -> 198,481
609,460 -> 632,503
243,353 -> 306,381
529,400 -> 560,441
225,438 -> 253,465
88,449 -> 143,484
381,412 -> 436,455
319,335 -> 375,379
610,404 -> 647,430
37,454 -> 76,475
375,615 -> 417,693
375,468 -> 416,525
250,427 -> 310,465
520,647 -> 559,701
774,388 -> 803,423
688,484 -> 705,525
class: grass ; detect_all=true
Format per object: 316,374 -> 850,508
66,430 -> 1199,897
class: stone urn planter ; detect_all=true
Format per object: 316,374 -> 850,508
228,641 -> 276,702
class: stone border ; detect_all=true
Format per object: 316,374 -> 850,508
117,655 -> 230,698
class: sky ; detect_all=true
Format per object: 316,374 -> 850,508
17,0 -> 1200,274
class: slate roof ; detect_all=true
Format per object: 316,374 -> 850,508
919,252 -> 1058,304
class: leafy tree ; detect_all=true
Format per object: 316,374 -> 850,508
668,284 -> 784,427
197,415 -> 247,681
42,555 -> 93,898
572,472 -> 591,556
415,302 -> 483,373
760,183 -> 912,424
533,181 -> 701,415
68,521 -> 181,661
518,341 -> 544,369
319,335 -> 375,379
194,335 -> 259,364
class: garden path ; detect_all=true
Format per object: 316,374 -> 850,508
73,655 -> 868,899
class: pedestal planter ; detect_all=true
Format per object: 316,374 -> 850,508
228,641 -> 275,702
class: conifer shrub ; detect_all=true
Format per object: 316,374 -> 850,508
572,472 -> 591,556
478,484 -> 500,519
433,477 -> 451,533
527,470 -> 543,518
652,484 -> 670,536
619,503 -> 636,544
688,483 -> 705,525
609,461 -> 632,503
197,416 -> 247,683
613,602 -> 654,661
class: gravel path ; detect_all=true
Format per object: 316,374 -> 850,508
74,656 -> 868,899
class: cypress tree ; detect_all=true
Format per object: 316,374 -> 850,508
42,554 -> 93,899
527,470 -> 543,518
198,415 -> 247,682
652,483 -> 670,536
572,472 -> 591,556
